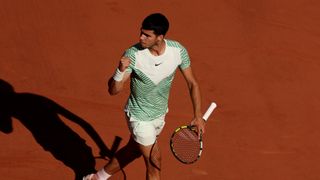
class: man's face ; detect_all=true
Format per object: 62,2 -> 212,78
139,29 -> 163,48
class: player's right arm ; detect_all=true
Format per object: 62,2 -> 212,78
108,56 -> 131,95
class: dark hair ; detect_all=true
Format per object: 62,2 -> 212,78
142,13 -> 169,36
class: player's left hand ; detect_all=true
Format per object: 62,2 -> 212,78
191,117 -> 206,137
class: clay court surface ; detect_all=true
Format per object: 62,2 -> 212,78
1,0 -> 320,179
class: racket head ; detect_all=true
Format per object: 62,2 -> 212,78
170,125 -> 203,164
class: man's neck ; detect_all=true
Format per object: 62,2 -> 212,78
149,40 -> 166,56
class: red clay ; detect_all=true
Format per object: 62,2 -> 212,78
1,0 -> 320,179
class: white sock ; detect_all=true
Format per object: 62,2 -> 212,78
96,168 -> 111,180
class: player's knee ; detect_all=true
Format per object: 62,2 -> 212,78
145,155 -> 161,172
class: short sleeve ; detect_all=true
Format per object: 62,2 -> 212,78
179,45 -> 191,70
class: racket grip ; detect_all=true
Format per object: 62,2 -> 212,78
202,102 -> 217,121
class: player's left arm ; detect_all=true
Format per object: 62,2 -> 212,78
180,66 -> 206,134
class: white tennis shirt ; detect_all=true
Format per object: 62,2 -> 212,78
124,39 -> 191,121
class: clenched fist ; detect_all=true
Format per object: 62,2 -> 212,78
118,57 -> 131,72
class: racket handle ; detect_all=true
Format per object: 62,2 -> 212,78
202,102 -> 217,121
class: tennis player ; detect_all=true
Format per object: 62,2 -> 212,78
83,13 -> 205,180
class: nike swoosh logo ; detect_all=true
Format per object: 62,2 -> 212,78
155,63 -> 162,66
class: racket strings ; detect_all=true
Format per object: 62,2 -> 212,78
171,128 -> 201,163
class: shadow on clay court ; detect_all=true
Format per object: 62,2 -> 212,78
0,79 -> 125,180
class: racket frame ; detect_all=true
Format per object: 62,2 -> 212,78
169,102 -> 217,164
169,125 -> 203,164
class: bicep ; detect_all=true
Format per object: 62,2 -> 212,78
180,67 -> 197,87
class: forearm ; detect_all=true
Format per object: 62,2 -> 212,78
108,56 -> 131,95
108,77 -> 124,95
189,81 -> 202,119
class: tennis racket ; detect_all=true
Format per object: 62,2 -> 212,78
170,102 -> 217,164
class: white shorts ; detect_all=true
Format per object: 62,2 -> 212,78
126,114 -> 166,146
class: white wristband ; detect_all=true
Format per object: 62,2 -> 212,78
113,68 -> 125,82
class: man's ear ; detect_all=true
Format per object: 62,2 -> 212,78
157,34 -> 164,41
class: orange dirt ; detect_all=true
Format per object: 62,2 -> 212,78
1,1 -> 320,180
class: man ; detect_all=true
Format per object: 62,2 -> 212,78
84,13 -> 205,180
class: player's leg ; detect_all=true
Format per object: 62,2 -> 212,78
103,134 -> 162,180
83,137 -> 141,180
132,116 -> 165,180
138,141 -> 161,180
83,114 -> 165,180
104,137 -> 141,174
